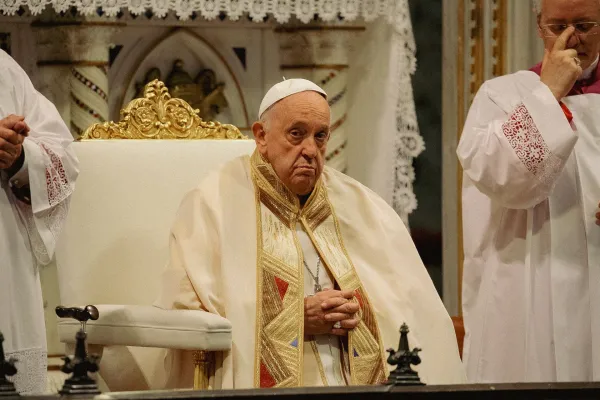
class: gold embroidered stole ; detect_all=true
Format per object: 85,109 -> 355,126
250,151 -> 387,388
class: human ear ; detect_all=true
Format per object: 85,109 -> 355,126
252,121 -> 268,155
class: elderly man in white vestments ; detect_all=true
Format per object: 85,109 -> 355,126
157,78 -> 465,388
0,50 -> 78,393
458,0 -> 600,384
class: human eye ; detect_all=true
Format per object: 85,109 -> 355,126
289,129 -> 306,141
549,24 -> 568,35
576,22 -> 597,33
315,131 -> 328,142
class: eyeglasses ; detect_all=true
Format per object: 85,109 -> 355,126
539,21 -> 600,37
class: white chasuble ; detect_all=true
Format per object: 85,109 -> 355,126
458,66 -> 600,383
0,50 -> 79,394
251,151 -> 388,387
157,150 -> 465,389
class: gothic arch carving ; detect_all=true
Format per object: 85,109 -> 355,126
110,28 -> 250,128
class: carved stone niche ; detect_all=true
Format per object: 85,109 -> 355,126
134,59 -> 227,122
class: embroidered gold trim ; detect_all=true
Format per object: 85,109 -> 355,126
309,338 -> 329,386
253,176 -> 264,388
250,149 -> 386,387
300,193 -> 387,385
329,200 -> 386,384
252,153 -> 304,388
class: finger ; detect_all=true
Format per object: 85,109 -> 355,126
0,141 -> 18,157
324,312 -> 354,322
0,149 -> 14,168
0,128 -> 22,145
328,302 -> 360,314
0,140 -> 19,156
339,318 -> 360,330
0,115 -> 25,129
340,290 -> 355,299
305,303 -> 325,317
13,121 -> 29,136
553,26 -> 575,52
542,48 -> 550,68
317,289 -> 345,301
321,296 -> 349,310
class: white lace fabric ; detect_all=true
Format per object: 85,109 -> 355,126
6,348 -> 48,394
14,140 -> 74,265
502,102 -> 563,186
388,1 -> 424,222
1,0 -> 405,22
1,0 -> 421,220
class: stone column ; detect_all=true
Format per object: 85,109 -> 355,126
34,21 -> 119,137
277,26 -> 362,173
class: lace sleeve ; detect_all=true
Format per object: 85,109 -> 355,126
14,141 -> 74,266
42,143 -> 72,207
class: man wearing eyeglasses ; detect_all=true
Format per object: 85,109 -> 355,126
458,0 -> 600,384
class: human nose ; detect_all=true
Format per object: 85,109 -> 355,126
302,136 -> 318,158
567,32 -> 581,47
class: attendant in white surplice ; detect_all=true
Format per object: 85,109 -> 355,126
458,0 -> 600,384
0,50 -> 78,393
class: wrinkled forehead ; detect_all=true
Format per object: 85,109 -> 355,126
539,0 -> 600,20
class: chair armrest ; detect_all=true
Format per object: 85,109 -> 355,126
57,305 -> 231,351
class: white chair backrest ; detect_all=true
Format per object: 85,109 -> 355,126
55,139 -> 255,306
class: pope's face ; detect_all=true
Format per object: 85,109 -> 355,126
538,0 -> 600,70
253,91 -> 330,197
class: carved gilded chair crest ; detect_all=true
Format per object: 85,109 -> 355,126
80,80 -> 247,140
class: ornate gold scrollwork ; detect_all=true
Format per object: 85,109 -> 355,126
80,79 -> 247,140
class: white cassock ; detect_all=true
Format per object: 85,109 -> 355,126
0,50 -> 78,393
458,58 -> 600,383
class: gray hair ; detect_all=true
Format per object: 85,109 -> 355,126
534,0 -> 600,15
259,106 -> 273,131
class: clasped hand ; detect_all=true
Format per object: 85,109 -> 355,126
304,289 -> 360,336
0,114 -> 29,170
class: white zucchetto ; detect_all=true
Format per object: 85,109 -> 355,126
258,78 -> 327,119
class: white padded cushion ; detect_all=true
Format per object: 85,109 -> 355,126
57,305 -> 231,351
55,140 -> 256,307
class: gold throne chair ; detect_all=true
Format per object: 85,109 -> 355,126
54,80 -> 255,391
